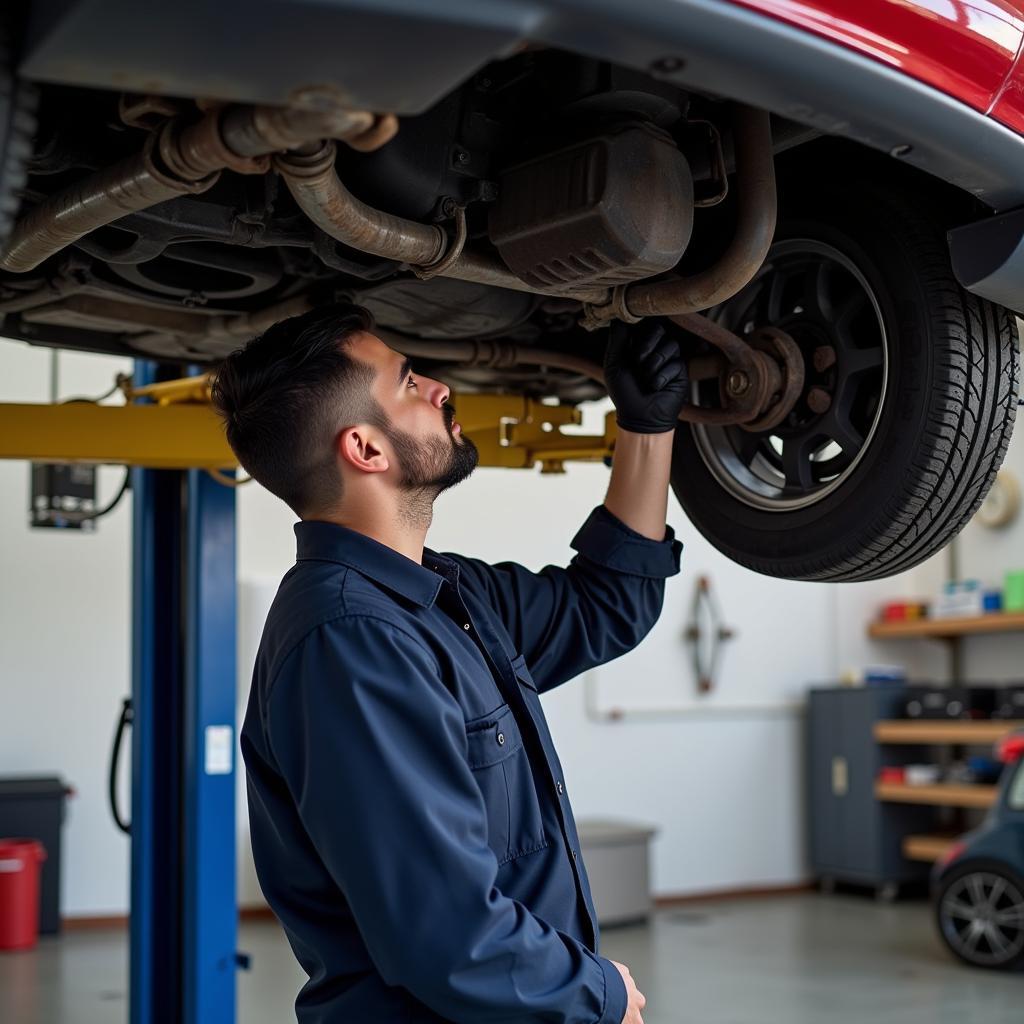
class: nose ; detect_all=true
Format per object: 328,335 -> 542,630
423,375 -> 450,409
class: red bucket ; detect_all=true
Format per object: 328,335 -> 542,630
0,839 -> 47,951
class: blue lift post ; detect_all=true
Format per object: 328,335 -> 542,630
130,360 -> 238,1024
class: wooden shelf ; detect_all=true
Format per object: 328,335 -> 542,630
874,720 -> 1024,745
868,612 -> 1024,639
903,834 -> 960,862
875,781 -> 998,809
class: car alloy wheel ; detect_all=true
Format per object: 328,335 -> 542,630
668,178 -> 1019,581
939,869 -> 1024,969
694,239 -> 888,511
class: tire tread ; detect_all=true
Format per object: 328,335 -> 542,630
796,191 -> 1018,581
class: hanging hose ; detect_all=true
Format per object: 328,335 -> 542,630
108,697 -> 133,836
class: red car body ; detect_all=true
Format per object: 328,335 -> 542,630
738,0 -> 1024,130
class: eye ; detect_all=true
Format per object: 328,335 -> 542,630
406,375 -> 418,390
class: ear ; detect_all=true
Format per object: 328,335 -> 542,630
338,425 -> 390,474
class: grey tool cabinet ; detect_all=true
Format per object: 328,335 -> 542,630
807,686 -> 932,899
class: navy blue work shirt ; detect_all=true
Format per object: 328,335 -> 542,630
241,503 -> 682,1023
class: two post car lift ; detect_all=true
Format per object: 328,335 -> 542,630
0,362 -> 616,1024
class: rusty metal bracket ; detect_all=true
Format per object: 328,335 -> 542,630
118,94 -> 184,130
738,326 -> 805,432
669,314 -> 803,427
689,119 -> 729,208
412,205 -> 468,281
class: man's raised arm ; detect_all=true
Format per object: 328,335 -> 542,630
451,320 -> 689,692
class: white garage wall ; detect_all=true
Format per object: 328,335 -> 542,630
952,416 -> 1024,679
1,339 -> 1020,916
0,341 -> 135,918
836,411 -> 1024,686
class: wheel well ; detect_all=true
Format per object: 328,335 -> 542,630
937,855 -> 1024,889
775,135 -> 987,230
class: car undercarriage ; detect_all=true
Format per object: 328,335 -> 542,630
1,51 -> 818,407
1,4 -> 1020,582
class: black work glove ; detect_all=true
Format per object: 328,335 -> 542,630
604,318 -> 689,433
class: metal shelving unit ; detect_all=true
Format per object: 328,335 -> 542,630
868,611 -> 1024,641
902,834 -> 959,862
866,612 -> 1024,863
868,611 -> 1024,679
872,718 -> 1024,862
874,780 -> 1000,809
807,613 -> 1023,892
873,720 -> 1023,745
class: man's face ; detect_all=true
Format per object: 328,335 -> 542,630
348,331 -> 479,496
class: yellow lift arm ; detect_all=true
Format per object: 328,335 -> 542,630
0,372 -> 616,473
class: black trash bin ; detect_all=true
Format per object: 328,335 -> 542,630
0,777 -> 73,935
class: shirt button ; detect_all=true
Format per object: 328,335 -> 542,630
497,732 -> 505,746
571,849 -> 577,861
463,623 -> 471,631
556,781 -> 564,795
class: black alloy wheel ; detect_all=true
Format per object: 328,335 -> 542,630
670,180 -> 1020,581
694,238 -> 887,511
936,864 -> 1024,970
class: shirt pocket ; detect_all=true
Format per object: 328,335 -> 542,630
464,703 -> 547,866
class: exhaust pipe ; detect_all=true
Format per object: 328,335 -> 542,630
0,104 -> 394,274
2,96 -> 774,337
274,143 -> 612,305
276,106 -> 775,323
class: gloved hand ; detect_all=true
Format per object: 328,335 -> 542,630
604,318 -> 689,433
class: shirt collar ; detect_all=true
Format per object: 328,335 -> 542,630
294,520 -> 458,608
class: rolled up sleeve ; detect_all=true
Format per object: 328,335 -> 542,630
265,614 -> 626,1024
570,504 -> 682,578
452,504 -> 682,693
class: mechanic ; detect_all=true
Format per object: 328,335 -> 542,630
210,303 -> 688,1024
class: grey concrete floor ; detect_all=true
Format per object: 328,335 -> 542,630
1,893 -> 1020,1023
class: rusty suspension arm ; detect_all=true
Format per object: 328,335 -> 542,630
384,315 -> 801,429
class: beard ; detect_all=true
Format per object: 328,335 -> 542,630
383,401 -> 479,501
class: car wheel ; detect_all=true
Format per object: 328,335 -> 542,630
670,182 -> 1020,581
935,862 -> 1024,970
0,13 -> 36,249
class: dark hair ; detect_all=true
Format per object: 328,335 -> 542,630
210,303 -> 382,517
